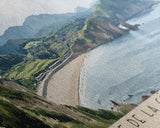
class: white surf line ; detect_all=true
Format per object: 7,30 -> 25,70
110,90 -> 160,128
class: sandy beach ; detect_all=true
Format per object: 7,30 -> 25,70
46,54 -> 86,106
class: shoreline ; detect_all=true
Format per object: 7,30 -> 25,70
46,53 -> 86,106
77,2 -> 160,108
37,52 -> 81,97
79,52 -> 90,107
37,2 -> 159,107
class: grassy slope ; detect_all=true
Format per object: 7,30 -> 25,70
0,83 -> 124,128
0,0 -> 155,91
0,54 -> 24,71
1,17 -> 125,91
0,18 -> 86,91
0,2 -> 132,90
7,59 -> 56,91
8,59 -> 55,79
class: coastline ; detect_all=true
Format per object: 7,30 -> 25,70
77,2 -> 160,108
37,52 -> 81,97
36,2 -> 159,107
46,53 -> 86,106
79,52 -> 90,107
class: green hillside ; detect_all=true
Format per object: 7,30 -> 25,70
0,1 -> 149,127
0,83 -> 124,128
73,18 -> 126,52
0,0 -> 155,91
0,54 -> 24,72
0,18 -> 86,90
0,16 -> 127,91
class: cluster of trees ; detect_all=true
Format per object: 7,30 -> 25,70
0,54 -> 24,71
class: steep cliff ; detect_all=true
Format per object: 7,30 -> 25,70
73,18 -> 127,52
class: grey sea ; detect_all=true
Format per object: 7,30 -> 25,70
80,4 -> 160,109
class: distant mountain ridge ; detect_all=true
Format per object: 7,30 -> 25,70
94,0 -> 156,20
0,0 -> 154,46
0,1 -> 158,127
0,10 -> 92,46
0,0 -> 157,90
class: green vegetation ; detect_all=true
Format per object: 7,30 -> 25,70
0,18 -> 87,91
0,100 -> 51,128
0,0 -> 155,92
67,106 -> 123,127
73,18 -> 125,53
27,108 -> 82,124
24,41 -> 42,49
53,18 -> 86,38
7,59 -> 56,90
81,19 -> 97,42
0,17 -> 94,92
8,59 -> 55,79
0,39 -> 29,55
75,106 -> 123,121
0,2 -> 145,127
24,40 -> 61,60
0,54 -> 24,71
0,84 -> 124,128
0,84 -> 33,102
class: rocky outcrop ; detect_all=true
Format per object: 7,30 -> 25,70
141,95 -> 150,102
85,19 -> 127,42
73,18 -> 128,52
120,21 -> 140,31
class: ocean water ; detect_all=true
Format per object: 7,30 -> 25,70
80,4 -> 160,110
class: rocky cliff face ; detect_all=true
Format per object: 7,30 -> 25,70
73,18 -> 127,52
85,18 -> 126,43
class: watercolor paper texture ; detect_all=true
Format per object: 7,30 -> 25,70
0,0 -> 92,35
110,90 -> 160,128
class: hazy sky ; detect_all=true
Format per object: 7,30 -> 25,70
0,0 -> 93,35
